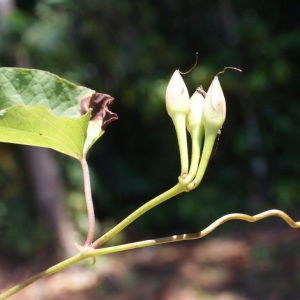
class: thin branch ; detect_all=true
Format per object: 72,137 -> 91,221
91,209 -> 300,254
1,209 -> 299,299
91,183 -> 184,248
80,155 -> 95,247
0,253 -> 85,300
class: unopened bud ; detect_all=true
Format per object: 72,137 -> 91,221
165,70 -> 190,119
186,88 -> 205,134
165,70 -> 190,177
202,76 -> 226,131
183,88 -> 205,184
187,76 -> 226,190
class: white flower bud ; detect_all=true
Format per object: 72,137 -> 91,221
165,70 -> 190,119
202,76 -> 226,131
187,76 -> 226,190
165,70 -> 190,177
186,88 -> 205,134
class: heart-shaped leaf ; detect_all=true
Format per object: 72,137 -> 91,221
0,68 -> 117,159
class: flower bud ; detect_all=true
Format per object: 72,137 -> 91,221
186,88 -> 205,135
165,70 -> 190,177
202,75 -> 226,131
187,76 -> 226,190
165,70 -> 190,119
183,88 -> 205,185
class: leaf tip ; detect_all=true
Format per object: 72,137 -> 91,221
80,93 -> 118,130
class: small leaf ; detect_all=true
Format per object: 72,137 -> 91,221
0,68 -> 117,159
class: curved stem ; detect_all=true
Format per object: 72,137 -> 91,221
2,209 -> 299,299
91,183 -> 184,248
80,155 -> 95,247
91,209 -> 300,254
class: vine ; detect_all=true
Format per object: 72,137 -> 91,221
0,66 -> 299,299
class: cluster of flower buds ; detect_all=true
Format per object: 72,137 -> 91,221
165,67 -> 240,190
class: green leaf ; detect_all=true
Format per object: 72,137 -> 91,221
0,68 -> 117,159
0,105 -> 91,159
0,68 -> 94,118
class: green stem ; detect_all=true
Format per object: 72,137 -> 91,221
0,253 -> 84,300
80,155 -> 95,247
187,127 -> 216,190
91,209 -> 300,254
92,183 -> 184,248
172,114 -> 189,178
184,125 -> 204,185
2,209 -> 299,300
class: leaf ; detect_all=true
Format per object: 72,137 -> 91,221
0,105 -> 91,159
0,68 -> 117,159
0,68 -> 94,118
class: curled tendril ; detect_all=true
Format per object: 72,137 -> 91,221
164,209 -> 300,242
2,209 -> 299,300
91,209 -> 300,253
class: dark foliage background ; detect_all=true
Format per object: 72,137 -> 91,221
0,0 -> 300,291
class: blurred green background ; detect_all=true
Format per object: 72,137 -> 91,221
0,0 -> 300,297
